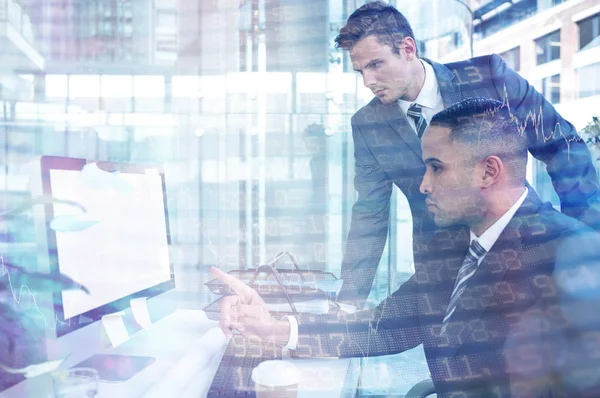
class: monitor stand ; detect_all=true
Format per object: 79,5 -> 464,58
71,354 -> 155,382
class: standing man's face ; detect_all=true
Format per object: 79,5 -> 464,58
419,125 -> 485,228
350,35 -> 417,104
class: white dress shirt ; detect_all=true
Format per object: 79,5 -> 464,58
283,187 -> 529,350
397,60 -> 445,135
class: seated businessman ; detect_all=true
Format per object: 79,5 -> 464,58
211,98 -> 600,398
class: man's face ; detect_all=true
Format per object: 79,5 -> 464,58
419,125 -> 484,228
350,35 -> 414,104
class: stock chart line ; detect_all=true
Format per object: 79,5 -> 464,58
0,255 -> 70,332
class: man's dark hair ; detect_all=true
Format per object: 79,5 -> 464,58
335,1 -> 417,56
430,97 -> 528,181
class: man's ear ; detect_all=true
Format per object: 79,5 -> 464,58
482,156 -> 502,188
402,37 -> 417,60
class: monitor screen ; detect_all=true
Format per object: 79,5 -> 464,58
35,157 -> 174,337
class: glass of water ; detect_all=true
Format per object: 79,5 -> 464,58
52,367 -> 99,398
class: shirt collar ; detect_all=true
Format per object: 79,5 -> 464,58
397,59 -> 439,113
470,187 -> 529,252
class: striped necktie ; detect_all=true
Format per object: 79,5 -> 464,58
407,103 -> 427,138
441,239 -> 487,334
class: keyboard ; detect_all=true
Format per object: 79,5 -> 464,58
207,335 -> 283,397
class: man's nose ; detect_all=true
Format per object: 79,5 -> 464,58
420,172 -> 431,195
362,72 -> 376,88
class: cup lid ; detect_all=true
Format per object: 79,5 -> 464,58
251,360 -> 299,387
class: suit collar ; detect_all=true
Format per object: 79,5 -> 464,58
509,183 -> 545,220
425,58 -> 461,108
469,187 -> 529,252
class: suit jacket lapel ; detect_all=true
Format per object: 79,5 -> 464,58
442,222 -> 525,360
465,224 -> 524,318
370,99 -> 423,158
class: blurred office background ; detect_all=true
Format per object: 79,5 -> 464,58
1,0 -> 599,395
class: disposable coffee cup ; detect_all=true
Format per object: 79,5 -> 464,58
251,360 -> 299,398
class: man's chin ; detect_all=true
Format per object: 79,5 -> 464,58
433,215 -> 452,228
378,96 -> 395,105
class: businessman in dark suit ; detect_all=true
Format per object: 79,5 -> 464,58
212,98 -> 600,397
334,1 -> 600,308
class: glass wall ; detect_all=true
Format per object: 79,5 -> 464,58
0,0 -> 471,394
397,0 -> 473,62
0,0 -> 474,297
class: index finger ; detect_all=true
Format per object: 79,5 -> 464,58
219,294 -> 241,338
210,267 -> 254,300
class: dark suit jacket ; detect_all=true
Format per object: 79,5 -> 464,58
337,54 -> 600,307
292,189 -> 600,397
503,216 -> 600,398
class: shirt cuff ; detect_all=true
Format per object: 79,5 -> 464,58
281,315 -> 298,350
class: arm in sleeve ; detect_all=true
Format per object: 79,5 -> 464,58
291,275 -> 422,359
490,53 -> 600,231
337,119 -> 393,307
554,226 -> 600,332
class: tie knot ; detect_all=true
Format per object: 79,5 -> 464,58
407,103 -> 423,116
469,239 -> 487,260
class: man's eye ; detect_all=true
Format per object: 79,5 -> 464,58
372,61 -> 382,68
431,165 -> 441,172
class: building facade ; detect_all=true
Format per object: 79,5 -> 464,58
470,0 -> 600,202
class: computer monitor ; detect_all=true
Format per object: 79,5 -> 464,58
30,156 -> 175,339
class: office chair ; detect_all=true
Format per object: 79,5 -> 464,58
405,378 -> 436,398
360,379 -> 435,398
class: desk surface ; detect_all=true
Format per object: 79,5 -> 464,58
0,310 -> 359,398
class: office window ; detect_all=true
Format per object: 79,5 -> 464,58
499,46 -> 520,71
541,74 -> 560,104
172,76 -> 200,98
133,76 -> 165,99
475,1 -> 538,39
123,4 -> 133,19
45,75 -> 69,98
577,63 -> 600,98
101,75 -> 133,98
157,9 -> 177,33
69,75 -> 101,98
535,30 -> 561,65
579,13 -> 600,51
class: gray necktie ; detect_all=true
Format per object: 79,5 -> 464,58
407,103 -> 427,138
441,239 -> 487,334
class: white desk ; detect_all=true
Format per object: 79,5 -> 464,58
0,310 -> 359,397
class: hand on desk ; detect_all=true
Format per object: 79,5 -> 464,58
210,267 -> 290,346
